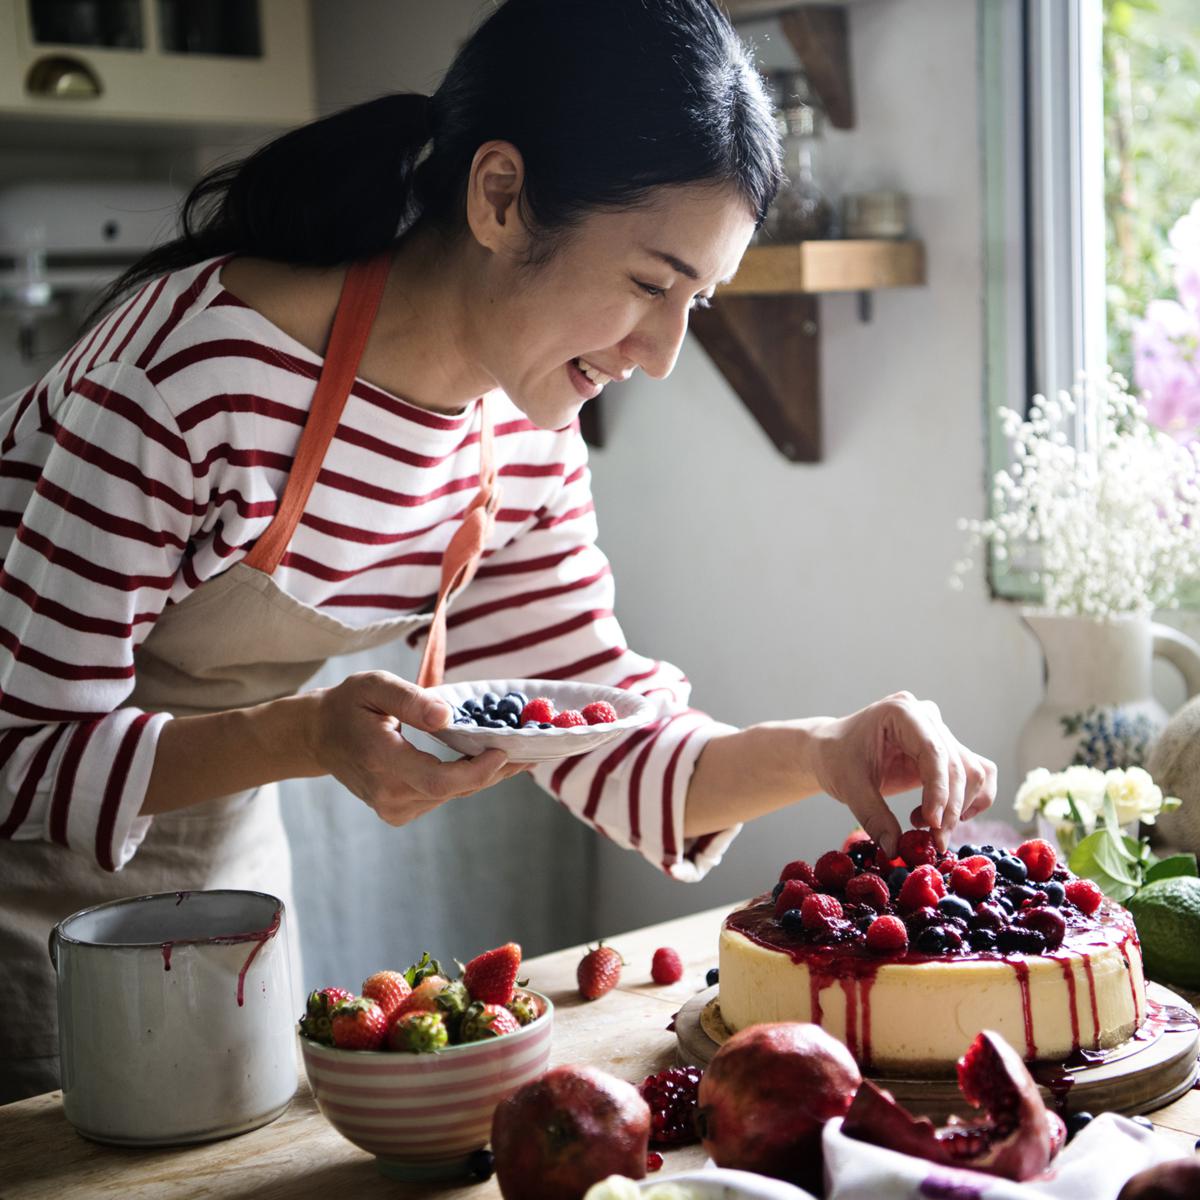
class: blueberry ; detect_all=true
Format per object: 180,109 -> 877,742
980,844 -> 997,854
453,712 -> 474,725
479,717 -> 506,729
502,711 -> 521,728
706,967 -> 720,987
1042,881 -> 1066,907
505,691 -> 529,707
462,699 -> 482,716
996,855 -> 1028,883
780,908 -> 806,937
496,696 -> 522,718
958,843 -> 980,858
481,691 -> 500,709
938,896 -> 974,923
467,1148 -> 495,1181
1065,1111 -> 1094,1141
887,866 -> 911,897
537,722 -> 554,729
969,928 -> 998,952
772,881 -> 786,902
1130,1115 -> 1155,1132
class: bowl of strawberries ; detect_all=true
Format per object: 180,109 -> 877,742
298,941 -> 553,1181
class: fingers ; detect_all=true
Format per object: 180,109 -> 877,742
845,788 -> 902,859
357,670 -> 452,732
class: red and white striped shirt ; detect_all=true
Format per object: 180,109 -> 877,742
0,256 -> 740,879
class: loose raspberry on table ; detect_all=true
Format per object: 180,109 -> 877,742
551,709 -> 587,728
950,855 -> 997,902
581,700 -> 618,725
801,892 -> 844,933
814,850 -> 856,891
774,878 -> 814,917
651,946 -> 683,985
778,859 -> 819,888
639,1065 -> 703,1147
520,697 -> 556,725
1065,878 -> 1103,915
845,872 -> 890,911
897,864 -> 946,912
898,830 -> 939,868
866,914 -> 909,954
1016,838 -> 1057,883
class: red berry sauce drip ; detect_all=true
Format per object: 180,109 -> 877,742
1006,959 -> 1036,1061
840,978 -> 860,1063
161,943 -> 172,971
1049,953 -> 1081,1054
1081,952 -> 1101,1047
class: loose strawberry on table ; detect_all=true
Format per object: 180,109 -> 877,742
577,943 -> 623,1000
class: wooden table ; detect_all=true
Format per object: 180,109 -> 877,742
2,905 -> 1198,1199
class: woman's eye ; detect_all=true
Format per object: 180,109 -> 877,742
634,280 -> 713,311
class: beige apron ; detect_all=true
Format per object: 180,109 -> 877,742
0,251 -> 496,1101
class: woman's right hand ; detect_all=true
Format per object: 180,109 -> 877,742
308,670 -> 528,826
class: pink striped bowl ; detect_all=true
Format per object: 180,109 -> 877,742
300,993 -> 553,1181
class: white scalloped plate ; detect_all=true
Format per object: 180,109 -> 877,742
421,678 -> 657,762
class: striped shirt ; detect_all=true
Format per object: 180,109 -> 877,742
0,256 -> 740,879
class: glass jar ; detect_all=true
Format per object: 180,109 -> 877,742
760,70 -> 834,243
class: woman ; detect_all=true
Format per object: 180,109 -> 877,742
0,0 -> 995,1102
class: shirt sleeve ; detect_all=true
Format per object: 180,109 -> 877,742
436,426 -> 743,882
0,360 -> 196,871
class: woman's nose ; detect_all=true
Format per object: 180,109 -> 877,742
625,300 -> 692,381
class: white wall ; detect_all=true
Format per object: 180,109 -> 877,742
303,0 -> 1049,937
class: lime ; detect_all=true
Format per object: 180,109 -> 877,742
1127,876 -> 1200,990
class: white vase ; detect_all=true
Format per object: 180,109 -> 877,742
1016,611 -> 1200,780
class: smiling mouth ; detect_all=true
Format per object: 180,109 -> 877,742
571,356 -> 615,387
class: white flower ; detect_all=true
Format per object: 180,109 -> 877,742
1104,766 -> 1169,825
1015,767 -> 1054,821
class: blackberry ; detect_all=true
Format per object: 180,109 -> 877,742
639,1066 -> 703,1146
914,924 -> 957,954
996,925 -> 1047,953
969,928 -> 999,952
996,855 -> 1028,883
706,967 -> 719,987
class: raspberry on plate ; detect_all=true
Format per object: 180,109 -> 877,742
1016,839 -> 1057,883
866,914 -> 909,954
800,892 -> 844,933
551,709 -> 587,728
520,697 -> 556,725
898,864 -> 947,912
581,700 -> 618,725
1065,878 -> 1103,915
814,850 -> 856,891
950,855 -> 997,902
651,946 -> 683,984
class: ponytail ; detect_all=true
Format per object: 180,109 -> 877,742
86,92 -> 432,324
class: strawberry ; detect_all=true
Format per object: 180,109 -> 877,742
552,709 -> 587,728
521,697 -> 556,725
774,878 -> 814,916
506,989 -> 543,1026
581,700 -> 618,725
898,864 -> 947,912
394,973 -> 450,1018
298,986 -> 355,1045
388,1009 -> 449,1052
1066,878 -> 1103,915
950,855 -> 997,902
845,872 -> 890,911
1016,839 -> 1057,883
778,859 -> 819,888
866,914 -> 909,954
898,829 -> 939,868
460,1001 -> 521,1041
330,997 -> 387,1050
361,970 -> 412,1023
577,943 -> 623,1000
651,947 -> 683,985
463,942 -> 522,1006
814,850 -> 856,891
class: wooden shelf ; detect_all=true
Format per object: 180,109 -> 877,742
717,239 -> 925,296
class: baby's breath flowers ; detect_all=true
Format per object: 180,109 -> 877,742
952,372 -> 1200,618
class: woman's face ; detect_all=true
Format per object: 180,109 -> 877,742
467,143 -> 757,430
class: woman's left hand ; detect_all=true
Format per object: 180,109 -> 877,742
808,690 -> 997,855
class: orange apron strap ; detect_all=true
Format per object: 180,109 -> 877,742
243,250 -> 393,575
416,400 -> 499,688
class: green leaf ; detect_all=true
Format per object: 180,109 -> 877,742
1144,853 -> 1199,884
1069,830 -> 1141,894
404,951 -> 445,988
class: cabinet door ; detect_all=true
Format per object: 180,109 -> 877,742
0,0 -> 314,127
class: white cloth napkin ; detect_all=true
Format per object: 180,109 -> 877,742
822,1112 -> 1189,1199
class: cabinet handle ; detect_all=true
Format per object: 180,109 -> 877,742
25,55 -> 103,100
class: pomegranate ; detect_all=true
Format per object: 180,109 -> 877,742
1117,1158 -> 1200,1200
696,1022 -> 861,1192
491,1065 -> 649,1200
842,1030 -> 1066,1182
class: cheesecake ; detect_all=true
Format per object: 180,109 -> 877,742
717,834 -> 1146,1076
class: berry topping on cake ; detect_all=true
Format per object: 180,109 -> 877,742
1016,839 -> 1057,883
801,892 -> 844,933
651,946 -> 684,984
779,859 -> 820,887
898,864 -> 947,912
815,850 -> 856,890
845,872 -> 890,911
1016,906 -> 1067,949
581,700 -> 618,725
775,878 -> 815,916
1065,878 -> 1103,915
865,914 -> 909,954
898,829 -> 939,868
951,854 -> 998,902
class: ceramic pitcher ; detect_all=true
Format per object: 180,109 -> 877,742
1016,611 -> 1200,780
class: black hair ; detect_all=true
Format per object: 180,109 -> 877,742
89,0 -> 783,321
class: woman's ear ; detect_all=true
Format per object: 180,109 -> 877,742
466,140 -> 529,252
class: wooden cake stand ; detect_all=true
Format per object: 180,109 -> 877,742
675,982 -> 1199,1122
